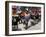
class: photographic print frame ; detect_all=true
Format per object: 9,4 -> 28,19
5,1 -> 45,36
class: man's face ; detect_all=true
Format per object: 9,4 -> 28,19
20,12 -> 25,16
20,11 -> 29,17
12,7 -> 17,15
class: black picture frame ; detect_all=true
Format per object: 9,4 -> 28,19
5,1 -> 45,36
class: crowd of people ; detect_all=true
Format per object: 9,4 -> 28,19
12,6 -> 41,31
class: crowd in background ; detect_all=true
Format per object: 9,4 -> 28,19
12,6 -> 41,31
